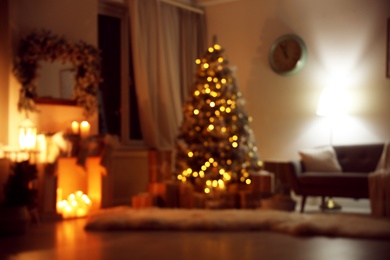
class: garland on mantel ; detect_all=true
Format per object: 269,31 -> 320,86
13,29 -> 102,118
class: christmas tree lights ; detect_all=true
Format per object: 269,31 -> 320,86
175,39 -> 262,195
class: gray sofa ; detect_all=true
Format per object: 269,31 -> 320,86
284,143 -> 384,212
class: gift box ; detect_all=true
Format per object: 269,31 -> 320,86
132,193 -> 155,209
224,192 -> 240,209
178,182 -> 194,208
249,170 -> 274,196
227,182 -> 249,193
148,181 -> 180,208
192,192 -> 206,208
239,191 -> 261,209
148,150 -> 173,183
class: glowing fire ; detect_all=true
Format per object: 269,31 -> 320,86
57,189 -> 91,218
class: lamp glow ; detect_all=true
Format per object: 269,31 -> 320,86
316,87 -> 348,117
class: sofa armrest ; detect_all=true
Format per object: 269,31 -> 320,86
290,160 -> 303,176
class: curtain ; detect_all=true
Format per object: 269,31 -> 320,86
179,8 -> 207,102
0,0 -> 10,145
128,0 -> 206,151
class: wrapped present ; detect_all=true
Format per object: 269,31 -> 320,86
224,192 -> 240,209
249,170 -> 274,196
192,192 -> 206,208
227,182 -> 249,194
148,150 -> 173,183
132,193 -> 155,209
239,191 -> 261,209
178,182 -> 194,208
148,181 -> 179,208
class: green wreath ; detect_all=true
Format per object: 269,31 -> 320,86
13,30 -> 102,118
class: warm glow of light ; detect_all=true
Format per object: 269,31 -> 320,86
232,142 -> 238,148
36,134 -> 47,163
56,190 -> 91,219
193,109 -> 199,115
210,102 -> 215,107
208,124 -> 214,131
18,119 -> 37,151
195,59 -> 201,64
71,121 -> 79,134
214,44 -> 221,50
194,90 -> 200,96
80,121 -> 90,138
218,57 -> 223,62
205,187 -> 210,193
317,87 -> 349,117
208,47 -> 214,52
246,179 -> 251,185
207,77 -> 212,82
203,63 -> 209,69
216,83 -> 221,89
221,78 -> 227,84
188,151 -> 194,157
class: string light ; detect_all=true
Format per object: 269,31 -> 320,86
175,41 -> 262,196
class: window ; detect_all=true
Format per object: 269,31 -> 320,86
98,2 -> 143,145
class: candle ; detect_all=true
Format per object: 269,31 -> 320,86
56,190 -> 91,219
71,121 -> 79,135
80,121 -> 90,138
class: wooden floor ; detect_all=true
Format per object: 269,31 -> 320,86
1,204 -> 390,260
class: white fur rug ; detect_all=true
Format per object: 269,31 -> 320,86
85,207 -> 390,239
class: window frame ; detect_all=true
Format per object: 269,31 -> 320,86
99,2 -> 146,148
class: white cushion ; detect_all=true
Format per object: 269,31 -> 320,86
299,146 -> 342,172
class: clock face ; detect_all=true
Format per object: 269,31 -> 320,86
269,34 -> 307,76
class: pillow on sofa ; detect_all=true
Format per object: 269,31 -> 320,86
299,146 -> 342,172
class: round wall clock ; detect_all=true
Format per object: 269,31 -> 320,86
269,34 -> 307,76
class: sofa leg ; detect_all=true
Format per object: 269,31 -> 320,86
300,196 -> 307,213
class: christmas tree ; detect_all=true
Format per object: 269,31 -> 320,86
175,39 -> 262,195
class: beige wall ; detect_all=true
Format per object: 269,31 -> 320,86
6,0 -> 98,147
203,0 -> 390,160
